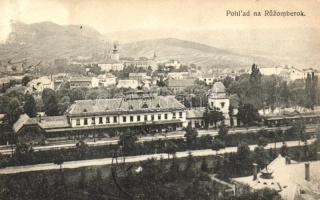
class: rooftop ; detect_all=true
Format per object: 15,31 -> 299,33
67,95 -> 186,116
233,155 -> 320,200
69,76 -> 93,82
167,79 -> 195,87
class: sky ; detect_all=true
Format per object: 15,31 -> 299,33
0,0 -> 320,42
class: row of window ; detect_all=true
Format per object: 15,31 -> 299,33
75,112 -> 183,126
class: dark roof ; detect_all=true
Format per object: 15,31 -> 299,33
167,79 -> 195,88
38,116 -> 70,129
13,114 -> 30,133
67,95 -> 186,116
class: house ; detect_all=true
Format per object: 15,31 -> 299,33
233,155 -> 320,200
69,77 -> 99,89
97,73 -> 117,87
167,72 -> 189,80
164,60 -> 181,69
117,79 -> 139,89
167,78 -> 196,93
199,75 -> 215,85
13,114 -> 45,144
98,61 -> 124,72
186,107 -> 206,128
260,66 -> 304,81
27,76 -> 54,93
129,73 -> 150,82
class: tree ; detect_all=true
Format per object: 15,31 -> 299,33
228,105 -> 234,127
200,157 -> 209,172
237,103 -> 260,126
54,152 -> 64,172
279,143 -> 288,157
279,81 -> 290,107
253,146 -> 269,170
184,124 -> 198,148
57,96 -> 71,115
76,140 -> 89,160
212,138 -> 225,155
42,88 -> 59,116
164,141 -> 178,159
204,107 -> 225,129
289,121 -> 306,146
22,76 -> 31,86
14,142 -> 35,165
118,129 -> 138,157
7,98 -> 23,125
305,72 -> 318,110
69,88 -> 86,103
23,93 -> 37,117
218,124 -> 229,140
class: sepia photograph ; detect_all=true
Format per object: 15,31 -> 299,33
0,0 -> 320,199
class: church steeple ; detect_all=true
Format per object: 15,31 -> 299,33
110,41 -> 120,61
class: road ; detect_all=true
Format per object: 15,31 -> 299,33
0,125 -> 316,155
0,139 -> 316,175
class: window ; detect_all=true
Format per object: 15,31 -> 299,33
165,114 -> 168,119
99,117 -> 103,124
113,116 -> 117,123
158,114 -> 161,120
84,118 -> 88,125
173,112 -> 176,119
144,115 -> 148,121
221,102 -> 225,108
137,115 -> 141,122
106,117 -> 110,123
130,116 -> 134,122
123,116 -> 127,122
211,102 -> 214,107
151,115 -> 154,121
76,119 -> 80,126
91,117 -> 95,125
179,112 -> 183,118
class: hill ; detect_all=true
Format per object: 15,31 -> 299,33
0,21 -> 277,69
0,21 -> 108,63
120,38 -> 276,68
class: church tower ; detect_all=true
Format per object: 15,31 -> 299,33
208,81 -> 230,116
110,42 -> 120,61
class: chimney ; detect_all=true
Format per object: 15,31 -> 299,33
37,114 -> 42,123
285,156 -> 291,165
305,162 -> 310,181
253,163 -> 258,180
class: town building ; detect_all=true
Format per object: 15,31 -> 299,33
260,66 -> 304,81
208,82 -> 230,114
97,73 -> 117,87
233,155 -> 320,200
167,78 -> 196,93
128,73 -> 150,82
69,76 -> 99,89
164,60 -> 181,69
186,107 -> 206,128
26,76 -> 54,93
167,72 -> 189,80
98,43 -> 124,72
199,75 -> 215,85
123,54 -> 157,70
13,93 -> 188,141
117,79 -> 139,89
98,61 -> 124,72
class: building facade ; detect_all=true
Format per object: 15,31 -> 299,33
69,77 -> 99,89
